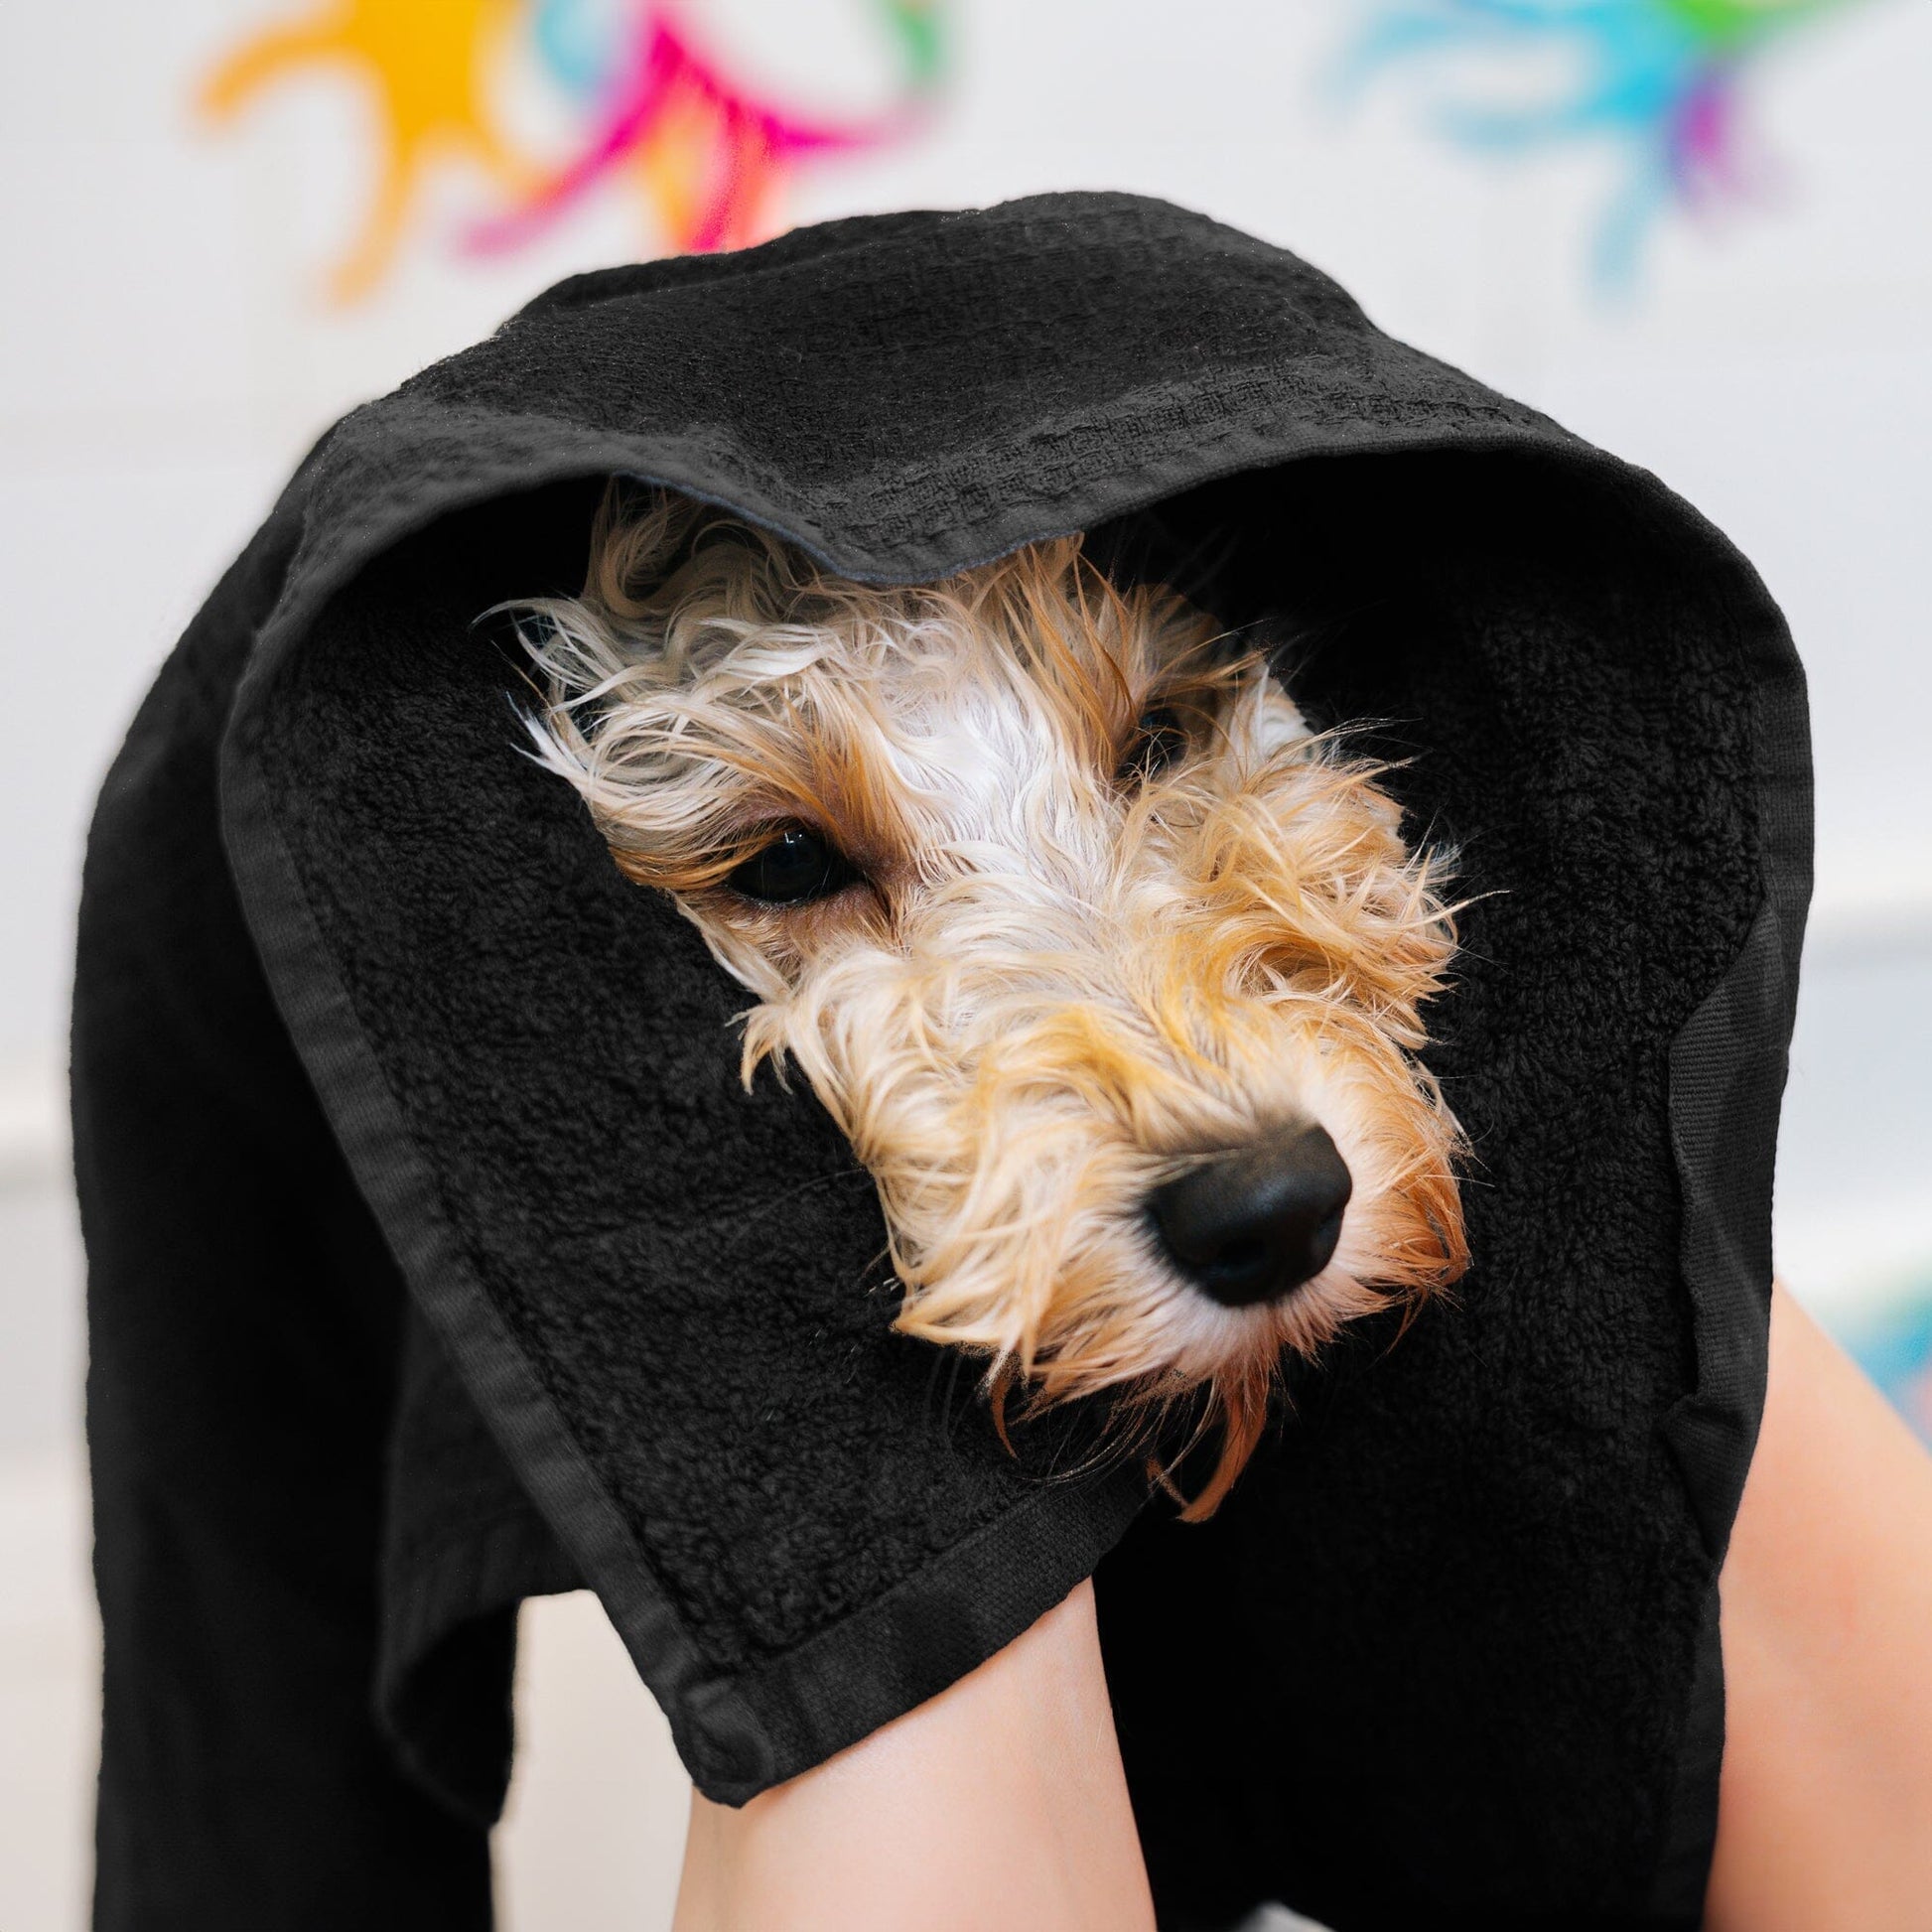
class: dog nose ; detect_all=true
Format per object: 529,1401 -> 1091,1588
1150,1125 -> 1352,1308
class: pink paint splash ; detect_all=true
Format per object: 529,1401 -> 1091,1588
1668,65 -> 1760,209
470,6 -> 922,257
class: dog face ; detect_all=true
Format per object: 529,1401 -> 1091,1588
513,486 -> 1466,1513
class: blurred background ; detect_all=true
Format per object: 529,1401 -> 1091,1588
3,0 -> 1929,1923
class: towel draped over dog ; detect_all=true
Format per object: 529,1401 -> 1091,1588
75,193 -> 1809,1931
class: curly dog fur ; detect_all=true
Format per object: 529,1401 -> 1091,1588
510,484 -> 1467,1513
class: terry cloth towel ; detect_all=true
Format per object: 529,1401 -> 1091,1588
75,192 -> 1809,1932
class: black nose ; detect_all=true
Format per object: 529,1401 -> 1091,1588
1149,1124 -> 1352,1308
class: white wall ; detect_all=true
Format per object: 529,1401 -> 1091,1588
4,0 -> 1930,1069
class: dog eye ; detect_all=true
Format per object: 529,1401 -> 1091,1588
726,827 -> 856,905
1120,704 -> 1188,785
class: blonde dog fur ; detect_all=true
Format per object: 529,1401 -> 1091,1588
511,485 -> 1467,1514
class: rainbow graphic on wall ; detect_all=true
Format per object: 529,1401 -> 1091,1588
1340,0 -> 1873,283
201,0 -> 945,301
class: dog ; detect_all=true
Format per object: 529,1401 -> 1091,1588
509,483 -> 1467,1514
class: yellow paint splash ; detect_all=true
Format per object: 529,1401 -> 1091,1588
201,0 -> 533,302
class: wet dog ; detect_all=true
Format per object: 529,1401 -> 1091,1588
511,484 -> 1467,1512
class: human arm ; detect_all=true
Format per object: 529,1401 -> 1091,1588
1706,1281 -> 1932,1931
670,1281 -> 1932,1931
670,1579 -> 1156,1932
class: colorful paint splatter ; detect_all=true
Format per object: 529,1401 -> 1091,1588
1846,1282 -> 1932,1449
1340,0 -> 1870,282
202,0 -> 944,300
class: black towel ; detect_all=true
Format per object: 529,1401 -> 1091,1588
74,191 -> 1809,1931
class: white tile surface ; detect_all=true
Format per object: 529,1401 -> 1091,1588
498,1592 -> 690,1932
0,1455 -> 97,1932
0,1173 -> 83,1458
